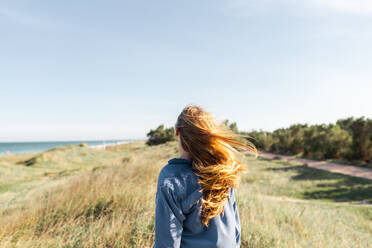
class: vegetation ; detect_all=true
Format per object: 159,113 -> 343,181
146,125 -> 175,146
244,117 -> 372,167
145,120 -> 238,148
0,141 -> 371,247
222,119 -> 239,133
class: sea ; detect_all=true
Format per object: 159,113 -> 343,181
0,139 -> 135,156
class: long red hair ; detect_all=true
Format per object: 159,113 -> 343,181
175,105 -> 257,226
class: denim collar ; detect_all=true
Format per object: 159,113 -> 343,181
168,157 -> 193,165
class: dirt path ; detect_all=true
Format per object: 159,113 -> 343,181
256,194 -> 372,207
258,152 -> 372,180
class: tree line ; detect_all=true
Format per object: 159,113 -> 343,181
146,117 -> 372,166
243,117 -> 372,165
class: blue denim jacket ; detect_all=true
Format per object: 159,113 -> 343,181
153,158 -> 241,248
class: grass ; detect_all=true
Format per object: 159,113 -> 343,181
291,153 -> 372,169
0,141 -> 371,247
244,156 -> 372,204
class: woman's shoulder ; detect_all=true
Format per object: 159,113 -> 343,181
157,158 -> 198,193
158,158 -> 193,179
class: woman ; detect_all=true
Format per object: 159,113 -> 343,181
153,105 -> 257,248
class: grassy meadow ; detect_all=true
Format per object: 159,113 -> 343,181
0,141 -> 371,248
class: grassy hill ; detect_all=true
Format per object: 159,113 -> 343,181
0,141 -> 371,247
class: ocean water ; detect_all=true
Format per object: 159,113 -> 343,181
0,140 -> 134,156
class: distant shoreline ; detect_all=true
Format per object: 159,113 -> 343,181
90,140 -> 131,149
0,139 -> 142,156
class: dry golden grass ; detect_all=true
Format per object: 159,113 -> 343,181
0,141 -> 371,247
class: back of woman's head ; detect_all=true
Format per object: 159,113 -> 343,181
175,105 -> 257,226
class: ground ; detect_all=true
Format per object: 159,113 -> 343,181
0,141 -> 371,247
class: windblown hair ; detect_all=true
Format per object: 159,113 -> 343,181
175,105 -> 257,227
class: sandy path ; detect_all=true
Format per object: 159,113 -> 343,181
258,152 -> 372,180
256,194 -> 372,207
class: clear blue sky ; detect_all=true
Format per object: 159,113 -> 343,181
1,0 -> 371,141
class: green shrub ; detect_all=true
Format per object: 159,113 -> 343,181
146,125 -> 175,146
246,117 -> 372,163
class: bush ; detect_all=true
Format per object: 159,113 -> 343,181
246,117 -> 372,163
146,119 -> 237,146
146,125 -> 175,146
222,119 -> 239,133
